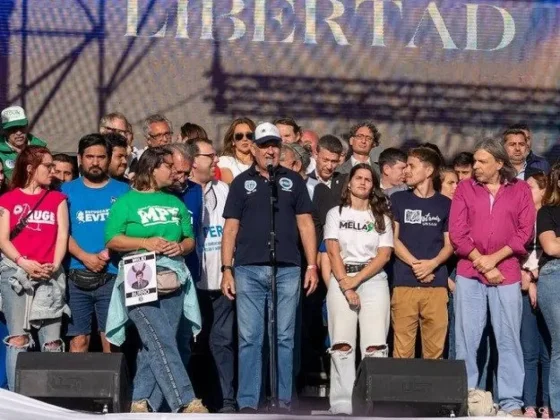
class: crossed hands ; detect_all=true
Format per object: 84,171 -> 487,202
411,259 -> 437,283
144,237 -> 184,257
19,259 -> 59,280
473,254 -> 504,285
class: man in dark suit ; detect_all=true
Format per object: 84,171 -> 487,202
309,135 -> 346,226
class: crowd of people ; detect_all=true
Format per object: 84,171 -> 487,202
0,104 -> 558,417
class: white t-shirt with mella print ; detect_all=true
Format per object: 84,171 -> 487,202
324,206 -> 393,268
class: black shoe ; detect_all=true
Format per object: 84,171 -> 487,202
238,407 -> 258,414
268,406 -> 291,415
218,405 -> 237,414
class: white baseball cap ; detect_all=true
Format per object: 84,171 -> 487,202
1,106 -> 28,130
254,122 -> 281,145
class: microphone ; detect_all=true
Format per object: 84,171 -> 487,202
266,158 -> 274,178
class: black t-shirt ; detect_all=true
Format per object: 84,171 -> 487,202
537,205 -> 560,268
390,190 -> 451,288
223,164 -> 313,266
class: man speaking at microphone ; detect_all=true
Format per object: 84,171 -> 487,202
221,122 -> 318,413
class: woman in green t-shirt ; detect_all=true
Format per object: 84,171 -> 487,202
105,147 -> 207,414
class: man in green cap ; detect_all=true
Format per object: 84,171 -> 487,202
0,105 -> 46,179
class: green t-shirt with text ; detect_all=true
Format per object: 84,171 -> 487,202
105,190 -> 193,244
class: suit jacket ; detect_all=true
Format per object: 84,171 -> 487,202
311,172 -> 348,242
335,156 -> 380,177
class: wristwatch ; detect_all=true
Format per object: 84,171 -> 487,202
221,265 -> 233,273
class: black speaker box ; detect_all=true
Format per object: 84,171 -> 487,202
15,352 -> 131,413
352,358 -> 468,417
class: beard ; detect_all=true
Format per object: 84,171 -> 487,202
82,166 -> 108,182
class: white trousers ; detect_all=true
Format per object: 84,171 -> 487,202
327,274 -> 390,414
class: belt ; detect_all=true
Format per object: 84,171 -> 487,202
345,264 -> 367,274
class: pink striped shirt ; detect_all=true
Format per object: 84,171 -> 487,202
449,178 -> 536,285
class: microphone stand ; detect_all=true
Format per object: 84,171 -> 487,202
267,164 -> 279,411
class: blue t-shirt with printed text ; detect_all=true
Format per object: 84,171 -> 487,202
390,189 -> 451,288
62,178 -> 130,274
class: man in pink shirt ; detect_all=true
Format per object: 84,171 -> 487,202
449,138 -> 536,416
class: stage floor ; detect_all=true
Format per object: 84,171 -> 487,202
0,389 -> 488,419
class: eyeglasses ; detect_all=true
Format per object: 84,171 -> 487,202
353,133 -> 374,142
41,162 -> 55,170
103,126 -> 129,136
234,132 -> 254,141
195,152 -> 217,160
175,169 -> 190,178
150,131 -> 173,141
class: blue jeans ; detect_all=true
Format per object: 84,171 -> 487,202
455,276 -> 523,411
521,292 -> 551,408
127,289 -> 196,412
67,276 -> 115,336
537,259 -> 560,416
235,265 -> 301,410
0,264 -> 63,391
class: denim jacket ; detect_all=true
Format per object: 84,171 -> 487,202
0,257 -> 70,330
105,254 -> 201,346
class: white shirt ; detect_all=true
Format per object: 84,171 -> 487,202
324,207 -> 393,266
306,157 -> 317,175
306,177 -> 319,200
315,170 -> 332,188
218,156 -> 251,179
516,161 -> 528,181
197,180 -> 229,290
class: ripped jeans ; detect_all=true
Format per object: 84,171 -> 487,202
0,265 -> 63,391
327,274 -> 390,414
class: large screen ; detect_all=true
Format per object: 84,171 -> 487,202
1,0 -> 559,158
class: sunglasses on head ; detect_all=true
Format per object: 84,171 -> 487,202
234,132 -> 254,141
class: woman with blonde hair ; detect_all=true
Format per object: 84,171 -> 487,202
217,117 -> 255,184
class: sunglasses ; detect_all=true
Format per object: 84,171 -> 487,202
234,132 -> 254,141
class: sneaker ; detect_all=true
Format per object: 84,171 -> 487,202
539,407 -> 551,419
130,400 -> 149,413
182,399 -> 209,414
524,407 -> 537,418
238,407 -> 258,414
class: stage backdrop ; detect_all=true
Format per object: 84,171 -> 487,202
0,0 -> 559,157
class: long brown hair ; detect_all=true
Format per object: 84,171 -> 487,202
10,145 -> 51,189
221,117 -> 256,157
543,164 -> 560,206
339,163 -> 392,233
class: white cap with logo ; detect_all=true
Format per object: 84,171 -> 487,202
1,106 -> 28,130
254,122 -> 282,145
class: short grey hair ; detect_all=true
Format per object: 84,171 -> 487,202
282,143 -> 311,171
142,114 -> 173,138
165,143 -> 192,163
474,138 -> 517,183
99,112 -> 129,132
